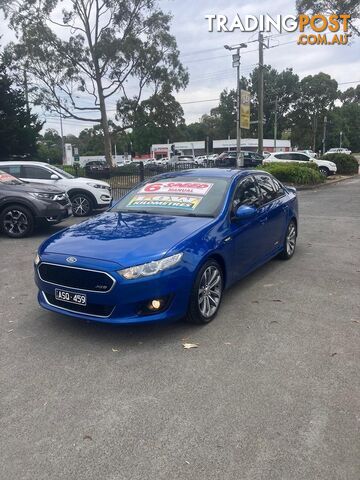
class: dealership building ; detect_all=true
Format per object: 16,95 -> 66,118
151,138 -> 291,158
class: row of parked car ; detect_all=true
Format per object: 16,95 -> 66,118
0,161 -> 112,238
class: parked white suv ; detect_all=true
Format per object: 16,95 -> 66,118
263,151 -> 337,176
0,161 -> 112,216
324,148 -> 351,155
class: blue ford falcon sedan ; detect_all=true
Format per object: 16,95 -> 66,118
35,169 -> 298,325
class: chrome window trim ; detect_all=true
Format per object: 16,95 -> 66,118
37,262 -> 116,293
42,291 -> 115,318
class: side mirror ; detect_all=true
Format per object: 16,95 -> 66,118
51,174 -> 60,180
234,204 -> 257,221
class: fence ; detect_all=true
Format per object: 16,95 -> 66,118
59,161 -> 218,200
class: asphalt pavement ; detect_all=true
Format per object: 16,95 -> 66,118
1,177 -> 359,480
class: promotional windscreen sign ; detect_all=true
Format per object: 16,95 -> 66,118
139,181 -> 214,196
240,89 -> 251,129
127,194 -> 202,211
0,173 -> 16,183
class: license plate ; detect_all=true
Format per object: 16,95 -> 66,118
55,289 -> 87,306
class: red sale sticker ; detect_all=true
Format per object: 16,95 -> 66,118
0,173 -> 15,182
140,181 -> 213,196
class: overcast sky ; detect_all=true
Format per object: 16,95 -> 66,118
1,0 -> 359,135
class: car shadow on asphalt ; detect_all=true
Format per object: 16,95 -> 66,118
39,251 -> 297,348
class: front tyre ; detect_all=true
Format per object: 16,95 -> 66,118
0,204 -> 34,238
319,166 -> 329,176
71,193 -> 93,217
185,259 -> 223,324
279,220 -> 297,260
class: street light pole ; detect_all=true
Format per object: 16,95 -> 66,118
225,43 -> 247,167
340,131 -> 343,148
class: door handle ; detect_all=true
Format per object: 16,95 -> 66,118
260,217 -> 268,225
283,205 -> 289,211
223,236 -> 232,243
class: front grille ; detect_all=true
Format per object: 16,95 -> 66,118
56,198 -> 70,206
44,293 -> 114,317
38,263 -> 115,293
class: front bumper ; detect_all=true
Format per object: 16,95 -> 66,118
35,260 -> 193,324
37,203 -> 73,224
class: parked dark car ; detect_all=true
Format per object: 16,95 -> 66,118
84,160 -> 110,178
0,170 -> 72,238
216,151 -> 264,168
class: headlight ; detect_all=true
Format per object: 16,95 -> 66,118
87,183 -> 108,189
29,192 -> 55,200
118,253 -> 183,280
34,253 -> 41,266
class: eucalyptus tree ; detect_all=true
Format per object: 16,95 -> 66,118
1,0 -> 188,164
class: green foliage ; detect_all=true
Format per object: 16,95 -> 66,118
0,65 -> 42,158
36,129 -> 62,163
320,154 -> 359,174
258,162 -> 325,185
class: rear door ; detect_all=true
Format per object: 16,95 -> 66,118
254,174 -> 287,255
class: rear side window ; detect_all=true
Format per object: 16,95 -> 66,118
22,165 -> 53,179
274,153 -> 291,160
0,165 -> 21,176
256,175 -> 278,204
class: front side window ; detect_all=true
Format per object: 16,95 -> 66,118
292,153 -> 309,161
22,165 -> 53,179
232,176 -> 259,213
256,174 -> 277,204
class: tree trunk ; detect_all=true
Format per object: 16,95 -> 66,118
97,85 -> 113,167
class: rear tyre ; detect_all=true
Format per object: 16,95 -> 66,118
71,193 -> 93,217
279,220 -> 297,260
0,204 -> 34,238
185,259 -> 223,324
319,166 -> 329,176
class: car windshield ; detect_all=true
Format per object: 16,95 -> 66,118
50,165 -> 74,179
111,175 -> 231,217
0,170 -> 23,185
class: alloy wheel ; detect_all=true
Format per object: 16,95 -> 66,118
3,209 -> 29,236
286,223 -> 297,256
198,265 -> 222,318
72,196 -> 90,216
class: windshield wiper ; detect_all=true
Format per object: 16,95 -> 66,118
185,213 -> 214,218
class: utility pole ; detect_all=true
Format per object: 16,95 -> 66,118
339,131 -> 343,148
224,42 -> 247,167
322,115 -> 327,155
59,105 -> 65,164
274,94 -> 278,151
258,32 -> 264,155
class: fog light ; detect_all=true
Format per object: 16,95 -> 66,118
151,299 -> 161,310
139,296 -> 170,315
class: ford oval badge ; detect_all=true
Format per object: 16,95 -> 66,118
66,256 -> 77,264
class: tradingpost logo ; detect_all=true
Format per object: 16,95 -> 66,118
205,14 -> 351,46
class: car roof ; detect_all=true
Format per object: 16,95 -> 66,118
0,160 -> 54,166
155,168 -> 257,181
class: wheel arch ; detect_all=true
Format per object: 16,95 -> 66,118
203,252 -> 227,288
0,199 -> 37,218
67,188 -> 97,207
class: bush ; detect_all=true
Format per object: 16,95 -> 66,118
320,153 -> 359,174
258,162 -> 325,185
